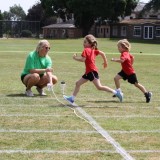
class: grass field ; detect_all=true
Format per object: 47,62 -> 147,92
0,38 -> 160,160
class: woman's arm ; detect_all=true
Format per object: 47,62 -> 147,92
30,68 -> 53,74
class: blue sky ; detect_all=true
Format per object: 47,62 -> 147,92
0,0 -> 40,14
0,0 -> 150,14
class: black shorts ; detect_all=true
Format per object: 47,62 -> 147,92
82,71 -> 99,81
21,74 -> 44,82
21,74 -> 27,82
118,70 -> 138,84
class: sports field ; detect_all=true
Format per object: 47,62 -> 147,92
0,38 -> 160,160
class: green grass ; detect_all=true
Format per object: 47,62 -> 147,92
0,38 -> 160,160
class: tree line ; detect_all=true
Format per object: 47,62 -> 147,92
0,0 -> 159,36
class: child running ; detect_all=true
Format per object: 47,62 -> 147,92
63,34 -> 123,105
111,39 -> 152,103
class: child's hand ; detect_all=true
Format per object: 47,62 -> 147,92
111,58 -> 114,61
73,53 -> 77,60
103,63 -> 107,68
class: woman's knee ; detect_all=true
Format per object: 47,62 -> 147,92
28,73 -> 40,84
52,75 -> 58,84
23,73 -> 39,83
32,73 -> 40,81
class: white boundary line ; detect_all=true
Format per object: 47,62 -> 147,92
1,104 -> 160,109
0,114 -> 74,117
0,129 -> 160,134
76,106 -> 134,160
0,149 -> 160,154
0,129 -> 97,134
0,114 -> 159,118
0,150 -> 115,154
0,51 -> 160,55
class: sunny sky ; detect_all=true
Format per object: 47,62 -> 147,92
0,0 -> 150,14
0,0 -> 40,14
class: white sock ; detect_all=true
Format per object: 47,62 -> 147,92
113,90 -> 117,94
72,96 -> 75,100
116,88 -> 121,92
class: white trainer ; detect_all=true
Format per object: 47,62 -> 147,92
36,87 -> 47,96
25,90 -> 34,97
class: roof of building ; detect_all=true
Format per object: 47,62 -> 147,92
120,18 -> 160,25
42,22 -> 76,29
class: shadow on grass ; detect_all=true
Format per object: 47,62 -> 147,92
6,93 -> 26,97
87,100 -> 118,103
6,93 -> 47,98
87,100 -> 146,104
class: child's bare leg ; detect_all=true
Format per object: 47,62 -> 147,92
134,82 -> 152,103
92,79 -> 115,93
114,74 -> 122,89
93,78 -> 123,102
73,78 -> 88,96
134,82 -> 147,94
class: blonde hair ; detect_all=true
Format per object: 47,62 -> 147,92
36,39 -> 50,52
85,34 -> 98,49
117,39 -> 131,51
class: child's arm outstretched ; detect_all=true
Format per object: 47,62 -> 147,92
99,51 -> 108,68
111,57 -> 124,63
73,53 -> 86,62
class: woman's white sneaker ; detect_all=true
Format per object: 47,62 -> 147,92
25,90 -> 34,97
36,87 -> 47,96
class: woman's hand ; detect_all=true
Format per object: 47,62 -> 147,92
45,68 -> 53,72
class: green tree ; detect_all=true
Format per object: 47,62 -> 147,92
142,0 -> 160,11
26,2 -> 56,29
9,4 -> 26,20
0,10 -> 3,37
139,0 -> 160,18
40,0 -> 138,36
26,3 -> 44,21
2,11 -> 11,20
0,10 -> 3,20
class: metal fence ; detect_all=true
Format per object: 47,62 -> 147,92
0,20 -> 40,38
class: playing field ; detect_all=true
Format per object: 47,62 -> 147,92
0,38 -> 160,160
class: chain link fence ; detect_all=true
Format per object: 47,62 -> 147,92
0,20 -> 40,38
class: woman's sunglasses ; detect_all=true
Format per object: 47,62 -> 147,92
44,47 -> 50,50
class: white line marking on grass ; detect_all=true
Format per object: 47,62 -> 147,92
109,130 -> 160,133
1,114 -> 159,119
129,150 -> 160,153
94,115 -> 160,118
0,150 -> 116,154
0,51 -> 160,55
0,114 -> 74,117
0,129 -> 97,134
0,149 -> 160,154
0,104 -> 56,107
0,129 -> 160,134
76,106 -> 134,160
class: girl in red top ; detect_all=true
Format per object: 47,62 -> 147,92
64,34 -> 123,105
111,39 -> 152,103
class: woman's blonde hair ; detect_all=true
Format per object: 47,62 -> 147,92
85,34 -> 98,49
117,39 -> 131,51
36,39 -> 50,52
